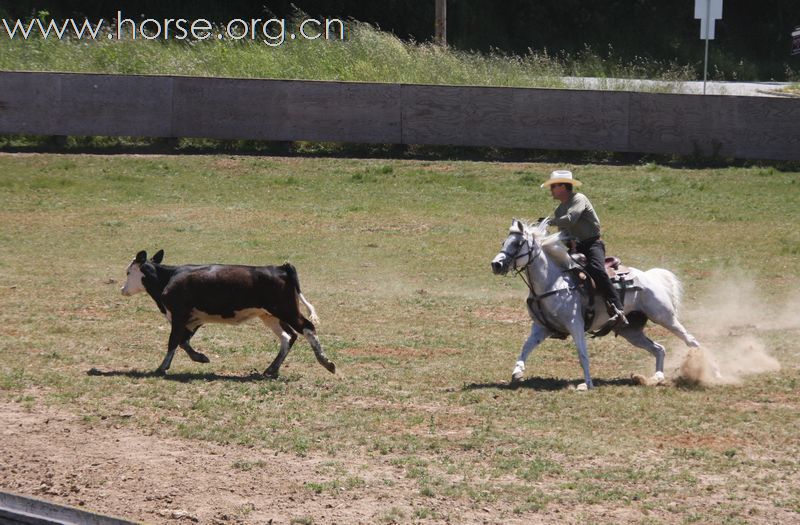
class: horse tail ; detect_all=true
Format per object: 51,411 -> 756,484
645,268 -> 683,314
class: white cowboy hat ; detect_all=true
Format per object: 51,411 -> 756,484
540,170 -> 582,188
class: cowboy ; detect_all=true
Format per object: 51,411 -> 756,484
541,170 -> 628,329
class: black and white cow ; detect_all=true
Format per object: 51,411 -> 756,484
121,249 -> 336,377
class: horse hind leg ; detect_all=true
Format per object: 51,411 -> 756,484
651,316 -> 724,379
617,326 -> 666,382
653,314 -> 700,348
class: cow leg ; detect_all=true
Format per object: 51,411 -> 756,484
157,320 -> 186,375
180,328 -> 210,364
262,317 -> 297,377
286,315 -> 336,375
304,330 -> 336,374
301,322 -> 336,374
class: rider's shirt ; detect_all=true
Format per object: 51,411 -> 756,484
551,192 -> 601,242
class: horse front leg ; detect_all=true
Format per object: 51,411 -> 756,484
512,323 -> 549,383
568,325 -> 593,390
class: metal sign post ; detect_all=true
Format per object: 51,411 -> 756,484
435,0 -> 446,46
694,0 -> 723,94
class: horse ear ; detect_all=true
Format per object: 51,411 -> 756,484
135,250 -> 147,264
151,249 -> 164,264
510,219 -> 523,234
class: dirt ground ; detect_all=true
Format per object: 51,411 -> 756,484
1,400 -> 546,525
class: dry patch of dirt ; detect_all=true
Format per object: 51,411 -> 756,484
655,432 -> 749,452
339,347 -> 461,359
0,400 -> 536,524
472,307 -> 529,324
212,158 -> 243,171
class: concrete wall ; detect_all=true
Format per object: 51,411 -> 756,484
1,71 -> 799,161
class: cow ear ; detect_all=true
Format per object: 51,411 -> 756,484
151,249 -> 164,264
135,250 -> 147,264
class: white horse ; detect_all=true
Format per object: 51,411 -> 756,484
491,219 -> 700,390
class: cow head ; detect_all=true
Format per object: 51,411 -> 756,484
121,249 -> 163,296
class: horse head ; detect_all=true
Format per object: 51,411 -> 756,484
491,219 -> 537,275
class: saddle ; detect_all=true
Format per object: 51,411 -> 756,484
569,253 -> 631,279
528,254 -> 637,341
565,254 -> 638,338
568,253 -> 636,313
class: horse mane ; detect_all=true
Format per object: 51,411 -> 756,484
522,219 -> 573,269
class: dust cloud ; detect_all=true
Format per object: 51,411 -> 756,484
665,274 -> 792,386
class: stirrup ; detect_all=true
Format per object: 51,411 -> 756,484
592,310 -> 628,338
605,303 -> 628,326
611,310 -> 629,328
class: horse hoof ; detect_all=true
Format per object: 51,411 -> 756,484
511,372 -> 524,383
575,383 -> 589,392
653,371 -> 666,383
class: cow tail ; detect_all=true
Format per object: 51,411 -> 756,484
283,263 -> 320,325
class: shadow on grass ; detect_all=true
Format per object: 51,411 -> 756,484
86,367 -> 278,383
464,375 -> 640,392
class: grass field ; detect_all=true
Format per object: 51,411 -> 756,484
1,153 -> 799,523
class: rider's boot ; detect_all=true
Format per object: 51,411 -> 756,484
607,303 -> 629,328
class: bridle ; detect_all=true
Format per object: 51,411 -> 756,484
500,232 -> 539,276
508,235 -> 540,293
500,233 -> 542,284
503,230 -> 578,338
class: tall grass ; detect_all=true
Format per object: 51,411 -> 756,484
0,18 -> 696,89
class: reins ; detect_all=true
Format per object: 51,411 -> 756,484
511,237 -> 574,300
510,236 -> 576,338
